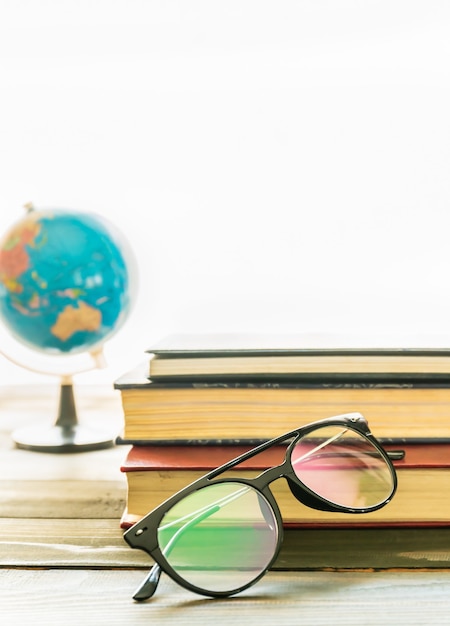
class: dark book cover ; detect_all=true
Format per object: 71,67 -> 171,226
146,332 -> 450,357
142,333 -> 450,381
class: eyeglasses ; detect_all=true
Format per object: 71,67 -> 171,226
124,412 -> 397,600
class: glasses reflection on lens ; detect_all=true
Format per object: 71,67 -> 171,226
291,426 -> 395,509
157,482 -> 279,594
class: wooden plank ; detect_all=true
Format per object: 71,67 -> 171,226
0,444 -> 129,480
0,480 -> 126,518
280,526 -> 450,569
2,518 -> 450,570
1,569 -> 450,625
0,519 -> 149,568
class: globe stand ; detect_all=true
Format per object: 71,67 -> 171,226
12,375 -> 116,453
0,203 -> 136,453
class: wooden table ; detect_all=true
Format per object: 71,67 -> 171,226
2,384 -> 450,625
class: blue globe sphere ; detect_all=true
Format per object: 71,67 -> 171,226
0,207 -> 136,355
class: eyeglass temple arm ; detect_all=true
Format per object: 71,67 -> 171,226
206,416 -> 364,479
133,564 -> 162,601
290,432 -> 404,468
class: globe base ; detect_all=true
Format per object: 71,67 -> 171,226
11,380 -> 115,453
12,423 -> 115,453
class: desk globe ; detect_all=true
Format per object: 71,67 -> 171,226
0,205 -> 136,452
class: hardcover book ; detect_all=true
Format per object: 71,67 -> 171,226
119,442 -> 450,528
146,332 -> 450,380
115,362 -> 450,443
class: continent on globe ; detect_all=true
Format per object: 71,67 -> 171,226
51,301 -> 102,342
0,207 -> 135,355
0,218 -> 41,286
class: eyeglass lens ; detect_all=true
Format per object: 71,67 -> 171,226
157,481 -> 279,595
291,425 -> 394,509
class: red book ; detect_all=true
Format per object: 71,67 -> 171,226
120,442 -> 450,529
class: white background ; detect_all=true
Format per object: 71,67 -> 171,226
1,0 -> 450,387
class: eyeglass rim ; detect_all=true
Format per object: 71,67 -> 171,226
282,423 -> 398,514
150,478 -> 285,598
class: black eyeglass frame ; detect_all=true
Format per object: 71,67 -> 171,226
124,412 -> 397,600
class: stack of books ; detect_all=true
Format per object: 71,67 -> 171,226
115,333 -> 450,567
